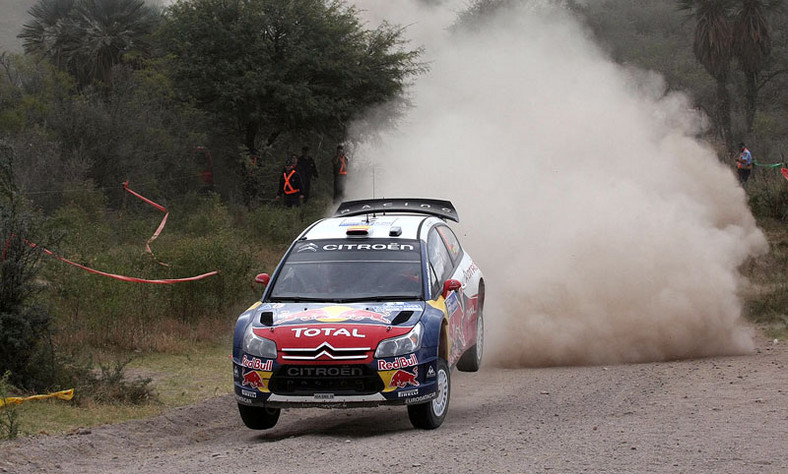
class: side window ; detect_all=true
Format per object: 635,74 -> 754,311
436,225 -> 463,265
428,227 -> 454,296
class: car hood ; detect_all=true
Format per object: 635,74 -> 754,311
257,301 -> 424,327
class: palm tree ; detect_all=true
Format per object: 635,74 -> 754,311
18,0 -> 78,69
18,0 -> 160,88
677,0 -> 736,151
732,0 -> 784,132
67,0 -> 160,87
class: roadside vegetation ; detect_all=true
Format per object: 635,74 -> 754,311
0,0 -> 787,437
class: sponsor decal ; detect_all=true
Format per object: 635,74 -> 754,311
372,303 -> 422,313
240,389 -> 257,398
338,219 -> 397,227
321,243 -> 415,251
405,393 -> 437,405
296,242 -> 319,252
445,292 -> 460,315
398,389 -> 419,398
314,393 -> 335,400
242,370 -> 271,392
286,366 -> 363,377
291,327 -> 366,338
277,307 -> 390,324
377,354 -> 418,371
241,355 -> 273,371
426,366 -> 436,378
462,262 -> 479,285
389,367 -> 419,388
235,394 -> 254,404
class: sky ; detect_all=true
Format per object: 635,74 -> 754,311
346,0 -> 768,367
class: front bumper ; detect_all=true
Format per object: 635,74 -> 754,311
233,356 -> 439,408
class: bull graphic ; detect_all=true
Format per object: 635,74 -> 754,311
389,367 -> 419,388
242,370 -> 265,390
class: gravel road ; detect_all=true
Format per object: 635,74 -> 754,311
1,334 -> 785,473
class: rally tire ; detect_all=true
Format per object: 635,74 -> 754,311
238,404 -> 281,430
456,311 -> 484,372
408,359 -> 450,430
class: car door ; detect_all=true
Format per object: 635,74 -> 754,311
427,225 -> 469,365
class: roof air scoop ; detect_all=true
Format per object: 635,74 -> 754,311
346,225 -> 370,236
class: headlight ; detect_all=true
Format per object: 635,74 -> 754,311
374,323 -> 423,358
242,324 -> 277,358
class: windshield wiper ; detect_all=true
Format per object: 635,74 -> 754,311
267,296 -> 330,303
335,296 -> 421,303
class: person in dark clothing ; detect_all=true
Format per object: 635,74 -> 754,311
276,155 -> 304,207
332,144 -> 349,203
296,146 -> 319,203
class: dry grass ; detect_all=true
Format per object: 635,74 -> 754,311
741,218 -> 788,338
11,342 -> 232,436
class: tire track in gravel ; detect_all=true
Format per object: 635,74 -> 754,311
1,335 -> 785,473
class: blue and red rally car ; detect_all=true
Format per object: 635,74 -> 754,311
232,198 -> 485,430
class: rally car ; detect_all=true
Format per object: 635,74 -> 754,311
232,198 -> 485,430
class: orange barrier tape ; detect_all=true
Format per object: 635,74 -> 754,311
123,181 -> 169,264
25,240 -> 219,284
4,183 -> 219,284
0,389 -> 74,408
122,181 -> 166,212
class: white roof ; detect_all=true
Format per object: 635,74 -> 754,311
303,214 -> 435,241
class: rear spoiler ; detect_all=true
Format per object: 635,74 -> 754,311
334,198 -> 459,223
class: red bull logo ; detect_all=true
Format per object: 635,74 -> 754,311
377,354 -> 418,371
241,356 -> 273,371
389,367 -> 419,388
242,370 -> 265,389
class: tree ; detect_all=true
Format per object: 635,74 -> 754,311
160,0 -> 424,152
19,0 -> 161,88
0,141 -> 55,392
677,0 -> 736,151
17,0 -> 77,70
731,0 -> 784,132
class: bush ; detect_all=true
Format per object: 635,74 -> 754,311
79,359 -> 156,406
0,371 -> 20,440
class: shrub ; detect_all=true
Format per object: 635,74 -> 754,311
0,371 -> 20,440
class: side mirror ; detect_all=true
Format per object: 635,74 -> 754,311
442,279 -> 462,299
254,273 -> 271,286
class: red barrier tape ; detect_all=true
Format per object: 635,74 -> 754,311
782,168 -> 788,182
3,183 -> 220,284
25,240 -> 219,284
123,181 -> 168,262
123,181 -> 166,212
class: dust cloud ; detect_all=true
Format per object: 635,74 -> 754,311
347,0 -> 768,366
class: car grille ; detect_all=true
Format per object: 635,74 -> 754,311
269,365 -> 383,395
280,342 -> 371,361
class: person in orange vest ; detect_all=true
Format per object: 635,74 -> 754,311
276,155 -> 304,207
735,142 -> 753,185
332,144 -> 349,202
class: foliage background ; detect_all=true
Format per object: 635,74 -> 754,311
0,0 -> 785,410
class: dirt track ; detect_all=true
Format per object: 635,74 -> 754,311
1,334 -> 785,473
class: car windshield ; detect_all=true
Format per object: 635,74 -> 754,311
268,239 -> 423,302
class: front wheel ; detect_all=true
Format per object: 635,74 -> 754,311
408,359 -> 450,430
237,403 -> 280,430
